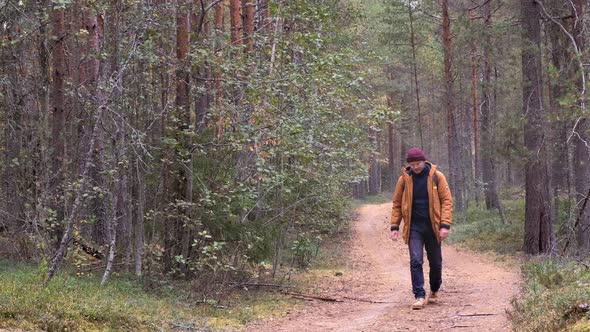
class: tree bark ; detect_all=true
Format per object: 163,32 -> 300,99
134,160 -> 145,277
441,0 -> 463,213
214,0 -> 225,140
242,0 -> 255,54
470,9 -> 481,205
546,0 -> 569,231
2,23 -> 25,234
569,0 -> 590,250
480,0 -> 505,223
521,0 -> 553,255
230,0 -> 242,47
408,4 -> 423,150
368,126 -> 380,195
50,3 -> 67,246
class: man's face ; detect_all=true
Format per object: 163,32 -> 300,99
409,160 -> 425,174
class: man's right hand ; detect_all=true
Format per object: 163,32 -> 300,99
390,230 -> 398,241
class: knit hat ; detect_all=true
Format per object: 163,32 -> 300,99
406,147 -> 426,163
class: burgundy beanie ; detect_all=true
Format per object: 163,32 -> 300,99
406,147 -> 426,163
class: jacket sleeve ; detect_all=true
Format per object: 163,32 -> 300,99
436,171 -> 453,228
391,175 -> 404,230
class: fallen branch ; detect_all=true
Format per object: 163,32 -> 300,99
280,291 -> 344,303
341,296 -> 396,304
230,282 -> 291,289
457,313 -> 497,317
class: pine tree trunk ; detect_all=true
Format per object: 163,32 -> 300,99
408,4 -> 423,150
470,9 -> 481,206
242,0 -> 255,54
569,0 -> 590,250
50,3 -> 67,247
134,160 -> 145,277
521,0 -> 553,255
214,0 -> 225,139
2,24 -> 24,234
480,0 -> 505,223
230,0 -> 242,47
368,126 -> 380,195
441,0 -> 463,213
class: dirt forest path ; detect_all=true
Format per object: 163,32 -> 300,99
247,202 -> 521,332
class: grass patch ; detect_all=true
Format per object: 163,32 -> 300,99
449,190 -> 590,331
448,199 -> 524,254
0,261 -> 297,331
510,259 -> 590,331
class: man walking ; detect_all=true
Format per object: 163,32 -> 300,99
390,147 -> 453,310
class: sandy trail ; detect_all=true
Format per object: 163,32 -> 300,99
247,202 -> 520,332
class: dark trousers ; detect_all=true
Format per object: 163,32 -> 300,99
408,225 -> 442,299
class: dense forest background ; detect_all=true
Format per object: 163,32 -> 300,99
0,0 -> 589,296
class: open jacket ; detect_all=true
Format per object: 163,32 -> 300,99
390,162 -> 453,244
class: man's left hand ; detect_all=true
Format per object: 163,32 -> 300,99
440,228 -> 450,241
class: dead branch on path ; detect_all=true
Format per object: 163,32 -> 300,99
229,282 -> 292,289
280,291 -> 344,302
341,296 -> 396,304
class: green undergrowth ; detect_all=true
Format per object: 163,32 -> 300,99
510,259 -> 590,331
447,188 -> 590,331
0,261 -> 297,331
447,199 -> 524,255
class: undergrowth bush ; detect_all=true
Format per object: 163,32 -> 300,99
0,261 -> 193,331
510,259 -> 590,331
447,199 -> 524,254
0,261 -> 296,331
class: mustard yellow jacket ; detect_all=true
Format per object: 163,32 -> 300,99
390,162 -> 453,244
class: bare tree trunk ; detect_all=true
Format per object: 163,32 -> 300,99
101,188 -> 117,286
50,3 -> 67,247
368,126 -> 380,195
387,93 -> 398,191
441,0 -> 463,213
45,104 -> 106,285
546,1 -> 570,228
480,0 -> 505,223
242,0 -> 255,54
2,24 -> 24,234
569,0 -> 590,251
195,0 -> 211,130
574,119 -> 590,249
521,0 -> 553,255
387,120 -> 396,191
134,160 -> 145,277
470,9 -> 481,206
408,4 -> 423,150
230,0 -> 242,47
258,0 -> 271,31
214,0 -> 225,140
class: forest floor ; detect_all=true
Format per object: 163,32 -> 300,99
246,202 -> 522,332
